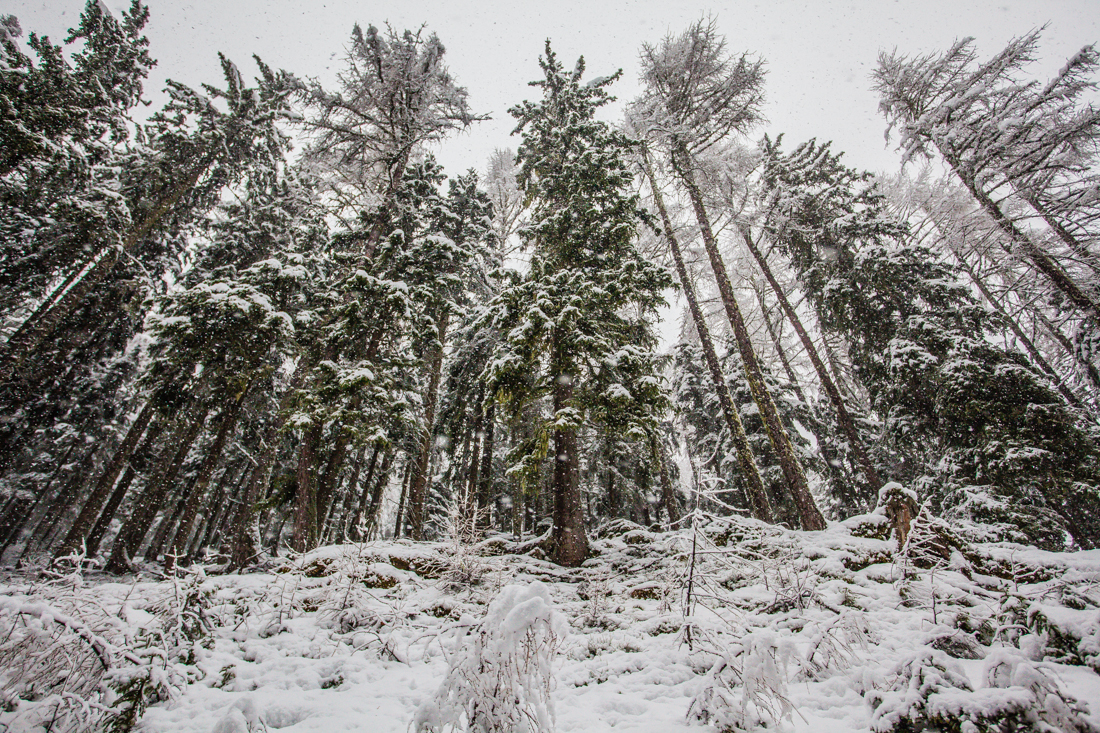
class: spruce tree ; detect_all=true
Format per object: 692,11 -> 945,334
487,43 -> 673,566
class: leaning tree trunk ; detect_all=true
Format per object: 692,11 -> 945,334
408,309 -> 450,540
0,159 -> 212,386
225,358 -> 314,570
343,445 -> 378,541
55,400 -> 158,559
361,448 -> 394,541
942,152 -> 1100,324
671,144 -> 826,531
954,254 -> 1088,410
1,440 -> 83,557
105,403 -> 210,573
1017,190 -> 1100,278
166,384 -> 250,570
642,151 -> 774,522
740,225 -> 883,493
83,415 -> 168,557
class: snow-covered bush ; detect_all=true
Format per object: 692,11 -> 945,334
0,565 -> 207,732
414,581 -> 568,732
868,647 -> 1098,732
688,627 -> 796,731
798,611 -> 872,680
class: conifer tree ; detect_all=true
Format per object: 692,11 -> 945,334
764,137 -> 1100,548
874,32 -> 1100,322
636,20 -> 826,530
487,43 -> 673,566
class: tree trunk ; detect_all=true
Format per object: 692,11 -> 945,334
105,404 -> 209,573
741,225 -> 883,493
465,392 -> 485,528
655,439 -> 680,527
166,384 -> 250,570
362,448 -> 394,540
226,359 -> 313,570
956,255 -> 1087,410
408,309 -> 450,540
1018,190 -> 1100,277
548,340 -> 587,566
641,151 -> 774,522
197,459 -> 246,556
315,414 -> 354,541
477,400 -> 496,529
83,415 -> 168,557
55,400 -> 158,559
0,160 -> 212,386
1,440 -> 83,558
6,439 -> 81,556
393,459 -> 411,539
345,445 -> 379,541
146,473 -> 198,562
945,154 -> 1100,323
671,144 -> 826,531
754,282 -> 809,406
292,420 -> 324,553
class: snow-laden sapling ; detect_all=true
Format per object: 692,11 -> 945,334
435,491 -> 490,591
689,627 -> 796,732
414,581 -> 568,732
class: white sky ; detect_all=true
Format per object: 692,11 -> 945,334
8,0 -> 1099,179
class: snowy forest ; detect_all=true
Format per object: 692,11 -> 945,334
2,2 -> 1100,731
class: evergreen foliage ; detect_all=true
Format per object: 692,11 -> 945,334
486,43 -> 673,565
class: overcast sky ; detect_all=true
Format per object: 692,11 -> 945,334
8,0 -> 1100,179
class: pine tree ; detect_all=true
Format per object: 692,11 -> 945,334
874,32 -> 1100,323
296,23 -> 483,255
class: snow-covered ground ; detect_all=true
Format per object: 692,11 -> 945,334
2,513 -> 1099,732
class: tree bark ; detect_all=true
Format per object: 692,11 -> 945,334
944,153 -> 1100,323
292,420 -> 324,553
344,445 -> 379,541
740,225 -> 883,493
105,404 -> 209,573
197,459 -> 247,556
655,439 -> 680,527
477,399 -> 496,529
315,413 -> 355,541
8,440 -> 81,556
82,410 -> 165,558
671,144 -> 826,530
0,160 -> 212,386
393,459 -> 411,539
408,309 -> 450,540
225,352 -> 321,570
362,448 -> 394,540
955,255 -> 1087,410
55,400 -> 158,559
641,151 -> 774,522
549,339 -> 587,566
166,384 -> 250,570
